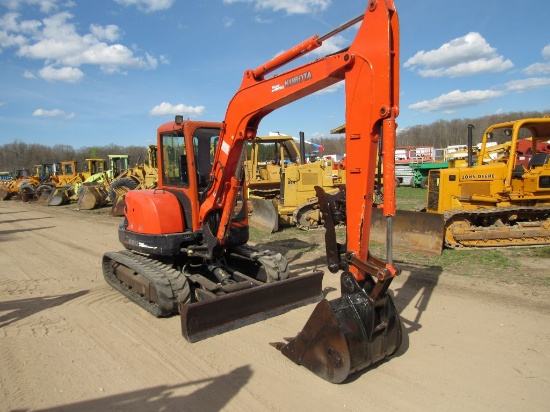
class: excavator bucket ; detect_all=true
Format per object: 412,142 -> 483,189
273,271 -> 402,384
370,208 -> 444,255
180,270 -> 324,342
248,197 -> 279,233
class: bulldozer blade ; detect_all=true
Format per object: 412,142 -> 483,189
370,207 -> 444,255
248,197 -> 279,233
180,270 -> 324,343
274,271 -> 402,384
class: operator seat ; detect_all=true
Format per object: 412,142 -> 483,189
528,153 -> 549,169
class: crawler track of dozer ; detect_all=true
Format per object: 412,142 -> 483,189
443,206 -> 550,248
102,247 -> 324,342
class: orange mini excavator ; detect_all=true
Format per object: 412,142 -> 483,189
103,0 -> 402,383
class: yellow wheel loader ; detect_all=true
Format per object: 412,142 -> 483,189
43,159 -> 108,206
77,155 -> 130,210
109,145 -> 158,216
0,169 -> 34,200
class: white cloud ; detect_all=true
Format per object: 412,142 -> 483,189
523,44 -> 550,75
312,34 -> 347,56
150,102 -> 206,117
2,11 -> 157,81
39,65 -> 83,82
254,16 -> 272,24
223,17 -> 234,28
409,89 -> 505,113
89,24 -> 121,42
405,32 -> 513,78
223,0 -> 331,15
33,108 -> 75,119
0,12 -> 39,49
3,0 -> 61,14
22,70 -> 36,78
504,77 -> 550,92
526,62 -> 550,75
114,0 -> 175,13
315,82 -> 342,94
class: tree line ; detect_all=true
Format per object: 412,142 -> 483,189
0,141 -> 151,174
1,110 -> 547,173
309,110 -> 548,156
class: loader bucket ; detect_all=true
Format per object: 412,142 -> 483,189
46,188 -> 69,206
0,187 -> 10,200
180,270 -> 324,342
78,185 -> 108,210
110,195 -> 127,216
370,208 -> 444,255
37,187 -> 54,203
248,197 -> 279,233
273,271 -> 402,384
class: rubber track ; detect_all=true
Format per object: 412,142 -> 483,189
102,250 -> 190,317
443,206 -> 550,248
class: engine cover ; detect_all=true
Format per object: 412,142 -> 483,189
125,189 -> 184,234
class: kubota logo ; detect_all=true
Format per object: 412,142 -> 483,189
272,71 -> 313,93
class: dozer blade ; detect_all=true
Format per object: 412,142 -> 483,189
370,207 -> 444,255
180,270 -> 324,343
273,272 -> 402,384
248,197 -> 279,233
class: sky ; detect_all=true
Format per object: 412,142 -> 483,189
1,0 -> 549,149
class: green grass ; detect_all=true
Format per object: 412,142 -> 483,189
395,186 -> 427,211
249,186 -> 550,288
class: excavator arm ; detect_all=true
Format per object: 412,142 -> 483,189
200,1 -> 399,275
196,0 -> 402,383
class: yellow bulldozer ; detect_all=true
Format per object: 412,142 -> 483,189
388,117 -> 550,254
245,135 -> 345,232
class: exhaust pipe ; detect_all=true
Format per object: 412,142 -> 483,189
467,124 -> 474,167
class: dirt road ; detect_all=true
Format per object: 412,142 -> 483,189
1,200 -> 549,411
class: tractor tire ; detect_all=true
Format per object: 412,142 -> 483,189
109,177 -> 138,203
19,183 -> 36,201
